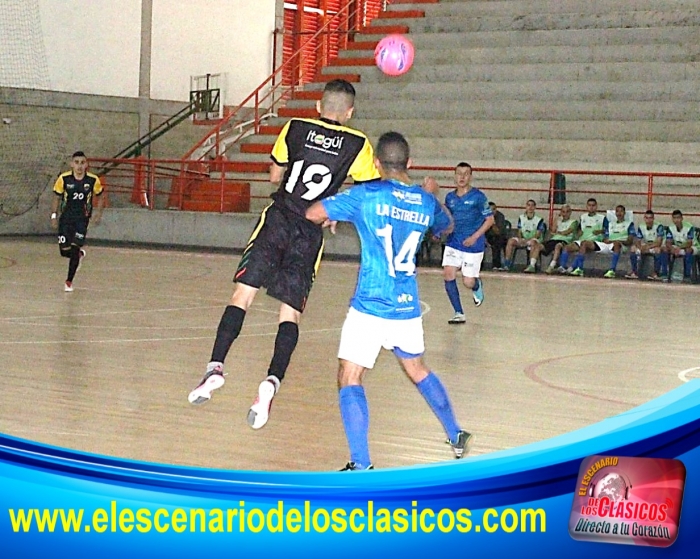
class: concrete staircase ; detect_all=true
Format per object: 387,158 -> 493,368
218,0 -> 700,217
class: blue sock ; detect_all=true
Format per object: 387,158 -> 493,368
472,278 -> 481,292
416,372 -> 460,443
659,253 -> 669,275
611,252 -> 620,271
339,386 -> 371,468
653,255 -> 660,274
504,259 -> 512,269
444,280 -> 463,314
630,252 -> 638,272
559,251 -> 570,268
573,254 -> 584,269
684,253 -> 693,277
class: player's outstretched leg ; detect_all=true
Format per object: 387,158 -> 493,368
471,278 -> 484,306
444,280 -> 465,324
246,319 -> 298,429
338,384 -> 373,470
65,245 -> 82,290
247,375 -> 280,429
188,304 -> 247,405
414,368 -> 474,459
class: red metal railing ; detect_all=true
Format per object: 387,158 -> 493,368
183,0 -> 390,163
413,166 -> 700,226
90,158 -> 700,224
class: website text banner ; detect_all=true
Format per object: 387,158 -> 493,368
2,382 -> 699,558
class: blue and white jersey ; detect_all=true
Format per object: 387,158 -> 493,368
636,223 -> 666,243
444,187 -> 492,253
322,179 -> 450,320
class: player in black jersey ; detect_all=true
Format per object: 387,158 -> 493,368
188,79 -> 380,430
50,151 -> 104,292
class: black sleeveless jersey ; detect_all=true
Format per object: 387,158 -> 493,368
53,172 -> 103,220
270,117 -> 379,217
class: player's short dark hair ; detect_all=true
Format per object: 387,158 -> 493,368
321,79 -> 356,112
587,198 -> 597,204
72,151 -> 86,159
376,131 -> 409,172
324,79 -> 356,97
616,204 -> 626,212
455,161 -> 472,171
672,209 -> 683,218
527,199 -> 536,206
488,201 -> 496,207
644,210 -> 655,216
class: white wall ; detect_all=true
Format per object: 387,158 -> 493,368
39,0 -> 141,98
151,0 -> 277,106
2,0 -> 277,104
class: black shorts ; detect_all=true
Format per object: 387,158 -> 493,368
542,239 -> 565,256
58,217 -> 89,252
234,203 -> 324,313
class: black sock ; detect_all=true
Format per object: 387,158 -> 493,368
267,321 -> 299,383
67,246 -> 81,281
210,305 -> 246,363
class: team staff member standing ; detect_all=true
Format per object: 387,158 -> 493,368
442,162 -> 493,325
50,151 -> 103,292
188,79 -> 380,430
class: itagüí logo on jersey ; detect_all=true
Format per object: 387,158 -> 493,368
306,130 -> 343,151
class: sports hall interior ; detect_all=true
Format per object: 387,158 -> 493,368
1,0 -> 699,471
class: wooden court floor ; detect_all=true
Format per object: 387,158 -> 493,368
1,237 -> 698,472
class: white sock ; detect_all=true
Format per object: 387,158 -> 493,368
530,258 -> 537,266
265,375 -> 281,393
207,361 -> 223,373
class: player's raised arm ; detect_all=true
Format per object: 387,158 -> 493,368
422,176 -> 440,195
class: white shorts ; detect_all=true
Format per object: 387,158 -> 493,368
638,245 -> 660,255
337,307 -> 425,370
594,241 -> 614,255
596,242 -> 629,255
441,246 -> 484,278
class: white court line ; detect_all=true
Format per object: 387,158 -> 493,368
420,300 -> 431,316
0,305 -> 224,322
0,327 -> 342,346
678,367 -> 700,383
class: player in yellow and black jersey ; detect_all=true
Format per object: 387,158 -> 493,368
188,79 -> 380,431
50,151 -> 104,292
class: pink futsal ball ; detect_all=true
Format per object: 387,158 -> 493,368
374,34 -> 415,76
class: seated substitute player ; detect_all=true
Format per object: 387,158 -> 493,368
306,132 -> 472,471
187,79 -> 380,430
559,198 -> 608,276
662,209 -> 695,283
502,199 -> 545,272
539,204 -> 578,274
599,205 -> 636,278
50,151 -> 104,292
626,209 -> 666,280
441,162 -> 494,325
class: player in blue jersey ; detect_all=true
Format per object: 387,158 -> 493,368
441,162 -> 494,324
306,132 -> 473,471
